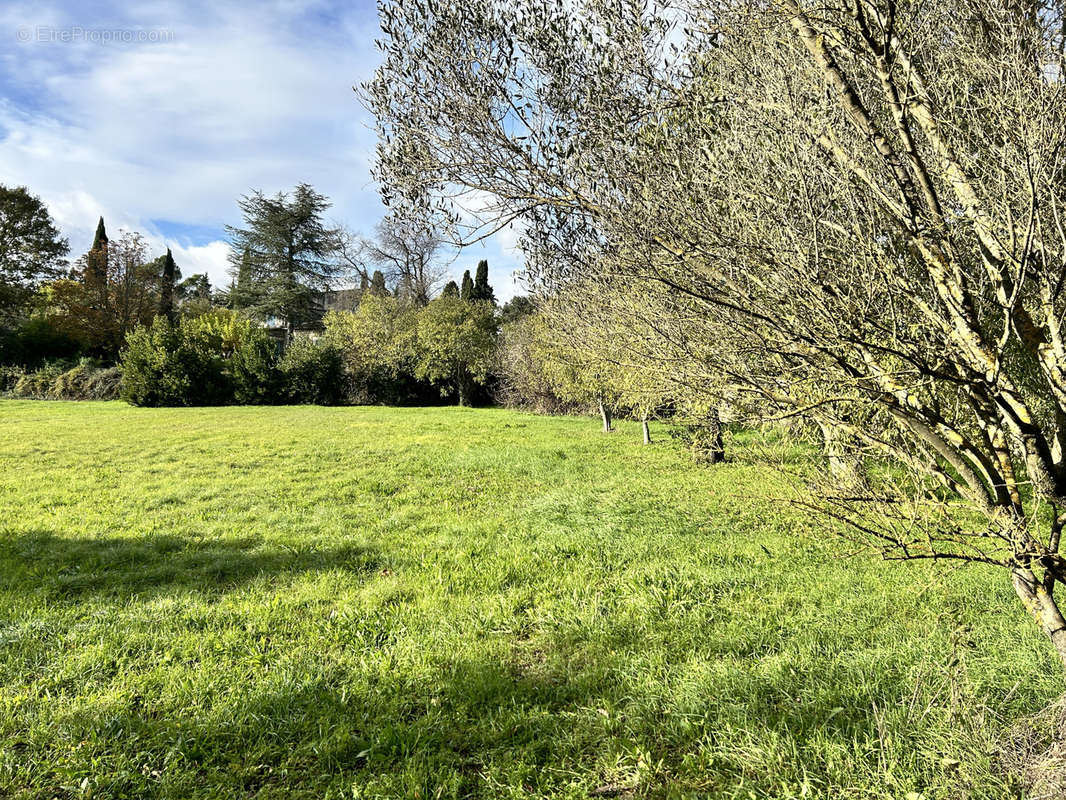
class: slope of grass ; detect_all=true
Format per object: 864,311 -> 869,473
0,400 -> 1059,799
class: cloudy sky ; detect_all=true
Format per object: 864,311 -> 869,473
0,0 -> 524,300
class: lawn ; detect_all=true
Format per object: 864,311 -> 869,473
0,400 -> 1060,799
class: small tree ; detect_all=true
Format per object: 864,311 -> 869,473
533,313 -> 621,432
460,270 -> 474,300
323,295 -> 419,403
494,310 -> 573,413
413,295 -> 496,405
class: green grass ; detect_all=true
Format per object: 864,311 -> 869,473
0,401 -> 1059,799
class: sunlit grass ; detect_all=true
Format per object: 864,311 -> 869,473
0,401 -> 1057,798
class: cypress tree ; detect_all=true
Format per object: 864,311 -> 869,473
472,259 -> 495,304
92,216 -> 108,253
370,270 -> 387,296
85,216 -> 109,288
460,269 -> 474,300
159,248 -> 177,322
441,280 -> 459,297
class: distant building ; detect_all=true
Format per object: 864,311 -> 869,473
260,288 -> 364,345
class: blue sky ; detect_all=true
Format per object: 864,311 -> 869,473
0,0 -> 524,299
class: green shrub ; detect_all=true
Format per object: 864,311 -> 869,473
49,362 -> 122,400
231,329 -> 281,404
322,301 -> 433,405
120,318 -> 228,407
181,310 -> 282,405
119,313 -> 345,407
278,337 -> 344,405
50,364 -> 87,398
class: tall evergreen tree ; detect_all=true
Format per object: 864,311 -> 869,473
441,280 -> 459,297
460,269 -> 474,300
225,183 -> 342,331
85,217 -> 109,293
158,248 -> 177,322
472,259 -> 495,304
370,270 -> 388,296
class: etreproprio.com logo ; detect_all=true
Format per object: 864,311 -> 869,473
16,26 -> 175,44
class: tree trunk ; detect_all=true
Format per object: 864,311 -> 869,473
816,419 -> 865,487
642,413 -> 651,445
705,407 -> 725,464
598,397 -> 613,433
1013,567 -> 1066,669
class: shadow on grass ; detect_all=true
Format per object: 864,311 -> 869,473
0,529 -> 381,600
15,649 -> 633,798
4,622 -> 977,799
0,533 -> 1007,797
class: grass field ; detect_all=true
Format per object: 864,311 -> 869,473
0,401 -> 1061,798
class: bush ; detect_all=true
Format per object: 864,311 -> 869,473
182,310 -> 282,405
81,366 -> 122,400
231,331 -> 281,404
493,315 -> 577,414
412,296 -> 497,406
322,300 -> 431,405
278,337 -> 344,405
12,363 -> 65,399
117,311 -> 349,407
120,318 -> 228,407
1,359 -> 122,401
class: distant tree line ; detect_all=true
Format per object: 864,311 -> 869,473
0,179 -> 690,451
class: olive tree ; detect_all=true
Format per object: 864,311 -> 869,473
371,0 -> 1066,670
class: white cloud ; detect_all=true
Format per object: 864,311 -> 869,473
0,0 -> 525,301
167,240 -> 232,289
